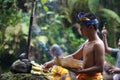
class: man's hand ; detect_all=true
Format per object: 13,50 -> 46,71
42,61 -> 54,70
109,66 -> 120,74
101,27 -> 107,35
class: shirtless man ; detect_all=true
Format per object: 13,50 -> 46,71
43,12 -> 105,80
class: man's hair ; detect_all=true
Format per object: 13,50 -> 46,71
78,12 -> 99,30
84,12 -> 99,30
83,12 -> 97,20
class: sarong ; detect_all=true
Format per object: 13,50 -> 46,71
77,73 -> 103,80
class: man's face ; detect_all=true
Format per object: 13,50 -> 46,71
118,38 -> 120,48
75,23 -> 88,37
79,24 -> 88,37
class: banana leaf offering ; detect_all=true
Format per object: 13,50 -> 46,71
54,57 -> 83,69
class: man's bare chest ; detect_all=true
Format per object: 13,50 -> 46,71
83,43 -> 95,57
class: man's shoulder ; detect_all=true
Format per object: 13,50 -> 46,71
93,39 -> 104,48
94,39 -> 103,45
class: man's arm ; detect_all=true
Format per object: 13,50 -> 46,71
43,44 -> 84,69
102,27 -> 112,54
64,44 -> 84,60
93,42 -> 105,72
109,66 -> 120,74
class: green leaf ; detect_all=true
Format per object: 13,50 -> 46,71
41,0 -> 47,4
88,0 -> 99,14
4,45 -> 9,49
14,23 -> 21,34
9,50 -> 14,54
36,36 -> 48,45
21,23 -> 29,35
99,8 -> 120,24
43,5 -> 49,12
46,11 -> 55,15
5,26 -> 14,36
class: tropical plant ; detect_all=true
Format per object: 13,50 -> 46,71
0,0 -> 30,72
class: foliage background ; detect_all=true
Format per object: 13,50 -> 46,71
0,0 -> 120,75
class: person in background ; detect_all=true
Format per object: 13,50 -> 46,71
102,27 -> 120,80
43,12 -> 105,80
